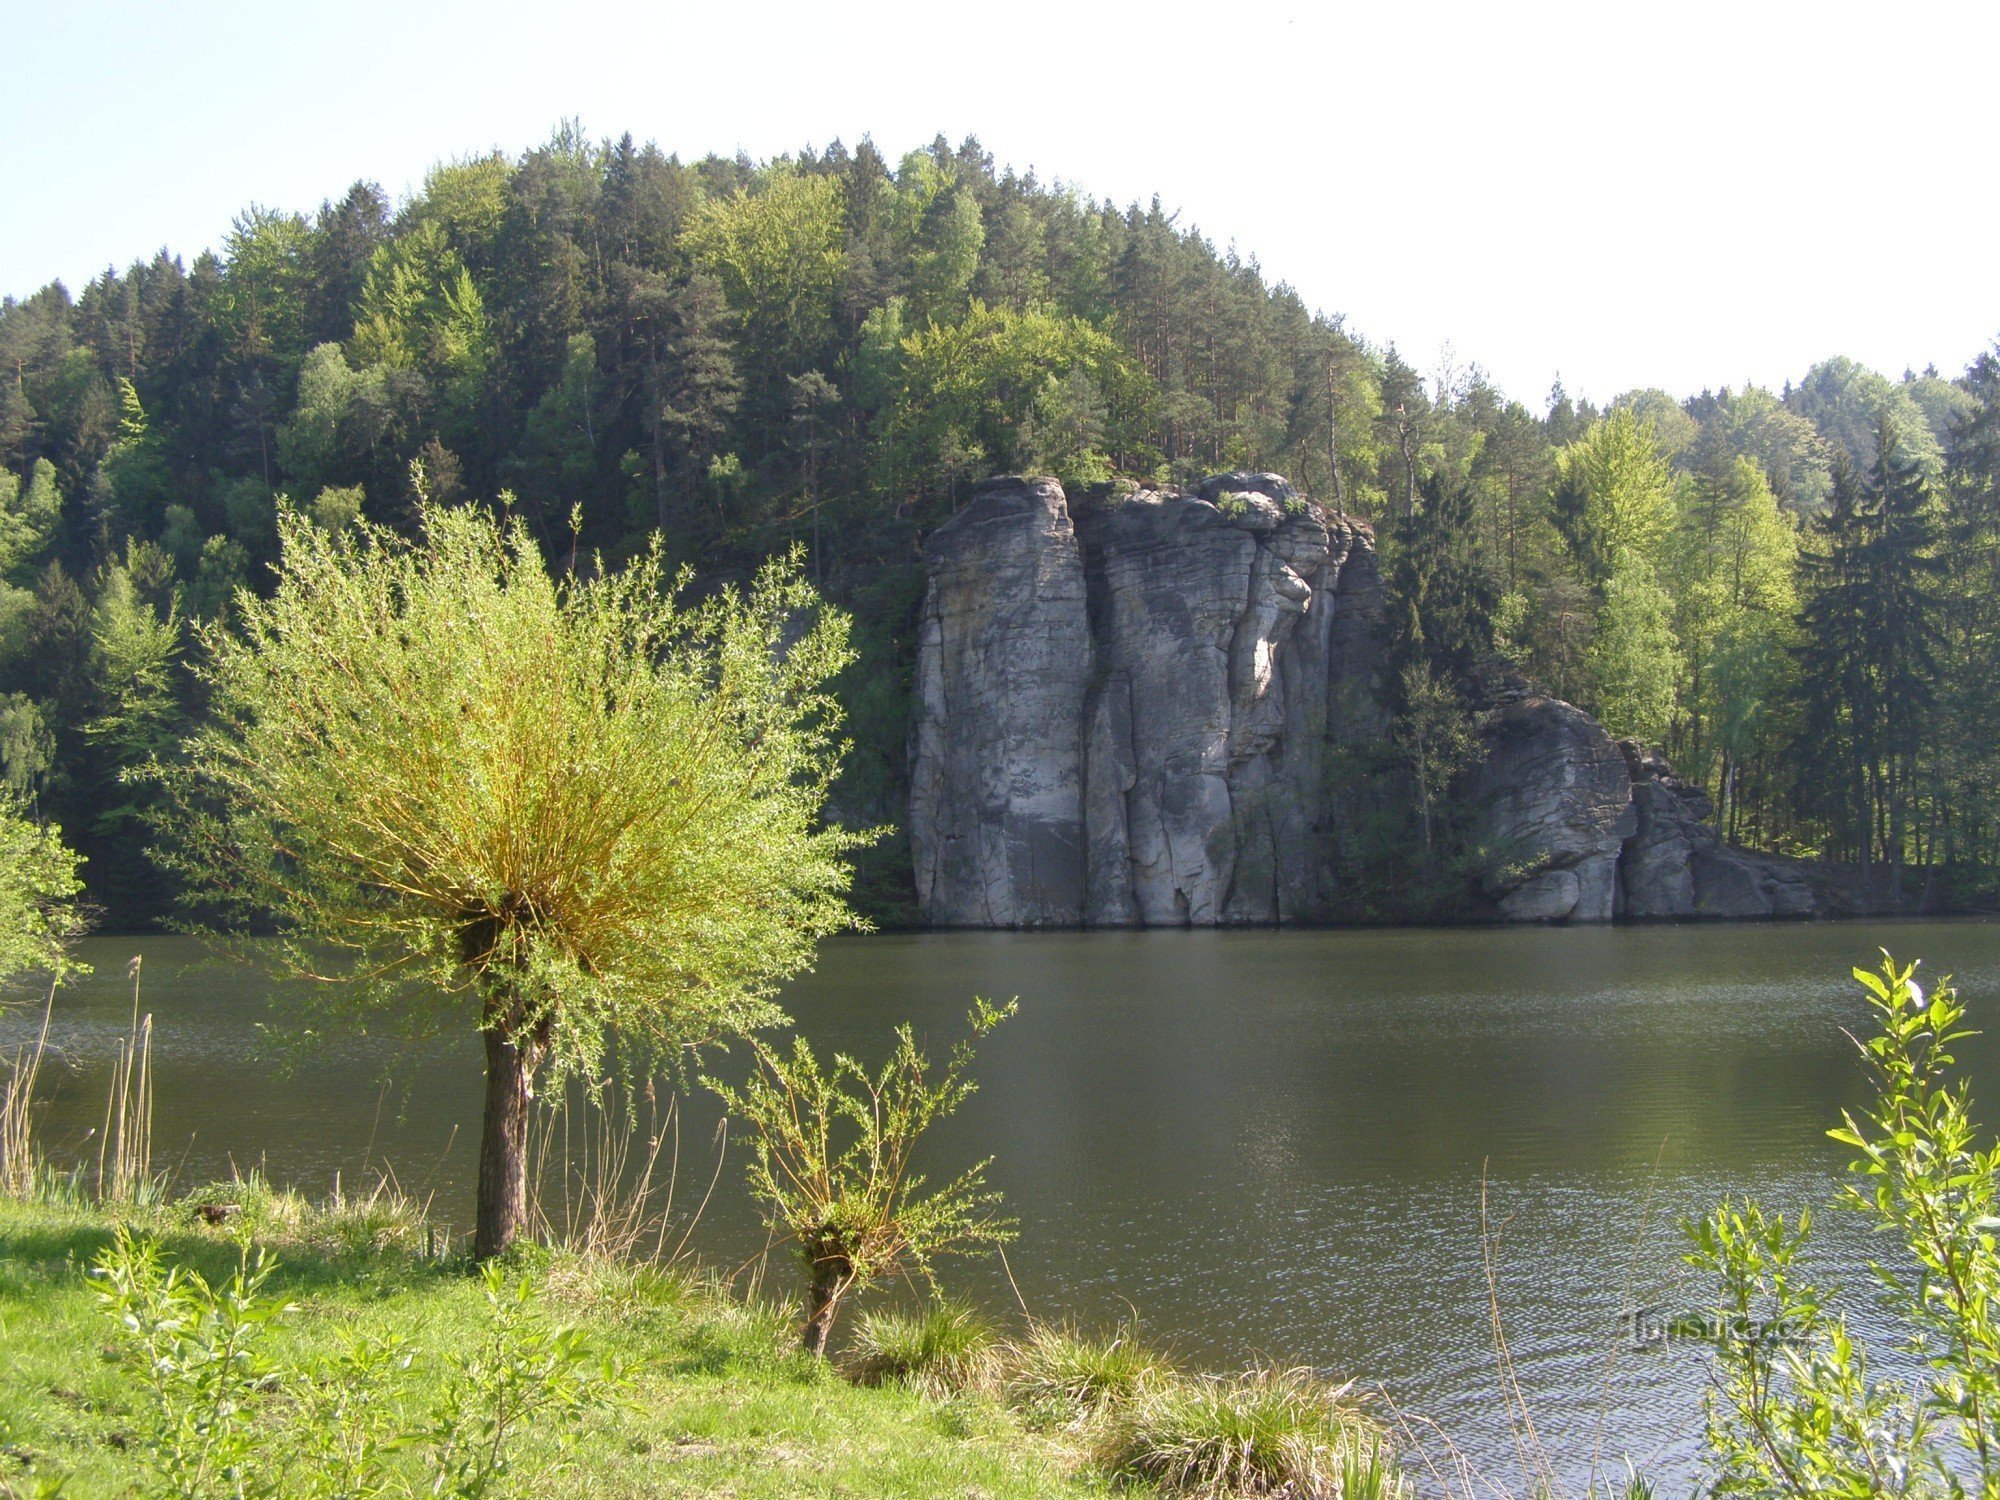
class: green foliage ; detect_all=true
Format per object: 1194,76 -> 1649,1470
351,218 -> 492,436
1794,425 -> 1946,878
420,1261 -> 626,1499
90,1228 -> 620,1500
705,1000 -> 1018,1356
1688,954 -> 2000,1496
94,380 -> 175,535
0,791 -> 85,986
515,333 -> 598,519
306,483 -> 364,533
1587,557 -> 1680,743
884,301 -> 1145,506
0,1194 -> 1121,1498
1319,735 -> 1491,924
1390,662 -> 1481,861
92,1225 -> 292,1499
0,461 -> 61,581
686,168 -> 846,405
1553,407 -> 1680,586
1789,356 -> 1946,482
0,693 -> 54,797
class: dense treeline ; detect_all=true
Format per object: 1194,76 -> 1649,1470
2,123 -> 1995,923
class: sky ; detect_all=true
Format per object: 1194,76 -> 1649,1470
6,0 -> 1997,408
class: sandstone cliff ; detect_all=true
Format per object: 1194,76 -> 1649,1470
909,473 -> 1814,927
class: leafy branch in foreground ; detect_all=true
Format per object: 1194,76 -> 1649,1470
91,1229 -> 621,1499
706,999 -> 1018,1356
92,1225 -> 291,1499
1686,952 -> 2000,1496
152,500 -> 871,1258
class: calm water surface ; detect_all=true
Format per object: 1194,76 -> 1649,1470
11,921 -> 2000,1492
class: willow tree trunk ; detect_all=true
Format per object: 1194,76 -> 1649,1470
801,1252 -> 854,1358
474,1023 -> 545,1261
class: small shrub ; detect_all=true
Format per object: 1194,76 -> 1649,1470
849,1300 -> 1001,1397
705,999 -> 1017,1356
92,1231 -> 622,1499
421,1260 -> 628,1499
1006,1318 -> 1172,1425
289,1327 -> 416,1499
1099,1365 -> 1405,1499
92,1225 -> 292,1500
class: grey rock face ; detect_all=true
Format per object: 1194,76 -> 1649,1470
911,475 -> 1382,926
1076,488 -> 1373,924
908,471 -> 1808,928
1617,743 -> 1816,918
908,477 -> 1092,926
1470,697 -> 1637,922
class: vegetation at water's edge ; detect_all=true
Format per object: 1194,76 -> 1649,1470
0,1186 -> 1407,1498
3,125 -> 1999,927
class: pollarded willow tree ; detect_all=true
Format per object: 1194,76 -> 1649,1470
156,502 -> 870,1258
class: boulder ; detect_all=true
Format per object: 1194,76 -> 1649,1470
1617,743 -> 1816,918
1469,697 -> 1637,922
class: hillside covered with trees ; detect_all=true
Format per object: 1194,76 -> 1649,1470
3,123 -> 1996,924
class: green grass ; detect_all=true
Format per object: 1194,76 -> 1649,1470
0,1195 -> 1126,1498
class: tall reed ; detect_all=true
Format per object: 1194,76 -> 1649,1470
96,954 -> 155,1204
0,981 -> 56,1196
528,1075 -> 723,1264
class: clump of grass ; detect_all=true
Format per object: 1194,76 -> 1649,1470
1099,1365 -> 1406,1499
175,1170 -> 434,1257
544,1253 -> 706,1321
315,1173 -> 434,1256
179,1169 -> 308,1238
849,1300 -> 1003,1398
1006,1318 -> 1172,1426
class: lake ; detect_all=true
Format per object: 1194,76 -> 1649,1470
8,920 -> 1997,1492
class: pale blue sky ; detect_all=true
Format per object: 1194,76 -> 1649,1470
7,0 -> 1996,407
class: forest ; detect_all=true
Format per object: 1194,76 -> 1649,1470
2,121 -> 1996,925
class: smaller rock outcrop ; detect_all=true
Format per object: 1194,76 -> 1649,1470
1617,744 -> 1816,918
1470,695 -> 1637,922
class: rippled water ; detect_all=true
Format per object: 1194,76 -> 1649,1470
10,921 -> 2000,1492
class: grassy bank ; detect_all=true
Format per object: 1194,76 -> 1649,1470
0,1189 -> 1402,1499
